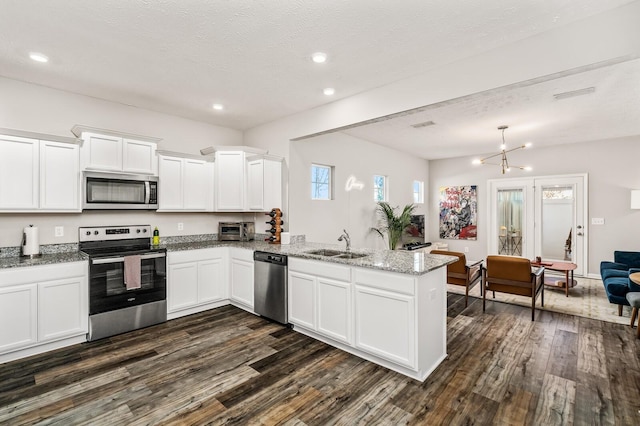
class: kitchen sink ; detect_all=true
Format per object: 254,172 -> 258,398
304,249 -> 368,259
305,249 -> 344,257
334,253 -> 368,259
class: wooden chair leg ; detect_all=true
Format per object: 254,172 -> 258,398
618,304 -> 623,316
482,283 -> 486,312
464,287 -> 469,308
531,296 -> 535,321
631,307 -> 638,328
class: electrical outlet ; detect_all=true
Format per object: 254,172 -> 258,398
591,218 -> 605,225
55,226 -> 64,237
464,247 -> 469,253
177,222 -> 184,231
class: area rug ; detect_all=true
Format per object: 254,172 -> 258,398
447,274 -> 632,325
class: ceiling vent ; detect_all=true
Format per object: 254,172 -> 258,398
411,120 -> 436,128
553,87 -> 595,100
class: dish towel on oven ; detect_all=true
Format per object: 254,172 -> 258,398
124,255 -> 142,290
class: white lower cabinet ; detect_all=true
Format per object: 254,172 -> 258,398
167,248 -> 227,319
229,248 -> 254,310
38,277 -> 87,342
0,262 -> 88,362
288,271 -> 316,329
354,285 -> 415,368
317,277 -> 351,344
0,284 -> 38,353
288,258 -> 352,344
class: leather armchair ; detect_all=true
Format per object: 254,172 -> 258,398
483,255 -> 545,321
432,250 -> 482,307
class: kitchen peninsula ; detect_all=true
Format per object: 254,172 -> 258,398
163,239 -> 456,382
1,239 -> 455,382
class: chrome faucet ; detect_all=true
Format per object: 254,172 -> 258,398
338,229 -> 351,252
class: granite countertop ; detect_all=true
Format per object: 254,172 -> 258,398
0,239 -> 456,276
0,251 -> 88,270
161,240 -> 457,276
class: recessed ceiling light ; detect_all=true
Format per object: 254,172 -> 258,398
29,52 -> 49,63
312,52 -> 327,63
212,104 -> 224,111
323,88 -> 335,96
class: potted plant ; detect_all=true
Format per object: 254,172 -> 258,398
371,201 -> 417,250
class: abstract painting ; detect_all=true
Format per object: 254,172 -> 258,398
439,185 -> 477,240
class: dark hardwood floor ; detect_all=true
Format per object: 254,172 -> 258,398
1,295 -> 639,425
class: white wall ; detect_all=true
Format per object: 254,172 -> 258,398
289,133 -> 429,248
0,77 -> 245,247
429,136 -> 640,275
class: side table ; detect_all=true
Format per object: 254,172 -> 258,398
531,260 -> 577,297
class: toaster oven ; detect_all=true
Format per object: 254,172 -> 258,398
219,222 -> 255,241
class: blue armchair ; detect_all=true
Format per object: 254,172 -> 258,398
600,251 -> 640,315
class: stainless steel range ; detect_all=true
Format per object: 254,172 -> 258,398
79,225 -> 167,341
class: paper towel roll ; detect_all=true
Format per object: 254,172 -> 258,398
22,225 -> 40,256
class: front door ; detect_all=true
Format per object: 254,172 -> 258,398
488,174 -> 587,276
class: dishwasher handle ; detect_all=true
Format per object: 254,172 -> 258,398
254,251 -> 287,265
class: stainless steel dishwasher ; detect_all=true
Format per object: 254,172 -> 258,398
253,251 -> 288,324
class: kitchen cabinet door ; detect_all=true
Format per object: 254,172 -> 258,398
215,151 -> 245,211
354,285 -> 415,369
317,277 -> 351,344
229,256 -> 254,309
246,159 -> 264,211
0,284 -> 38,353
0,135 -> 39,210
39,140 -> 80,211
82,133 -> 122,172
287,271 -> 316,330
123,138 -> 157,175
246,157 -> 282,212
38,276 -> 87,342
198,257 -> 227,303
158,155 -> 183,210
183,159 -> 213,211
167,262 -> 199,312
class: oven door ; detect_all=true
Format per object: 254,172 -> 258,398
89,251 -> 166,315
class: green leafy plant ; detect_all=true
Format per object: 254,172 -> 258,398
371,202 -> 417,250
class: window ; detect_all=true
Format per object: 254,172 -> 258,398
373,175 -> 387,201
413,180 -> 424,203
311,164 -> 332,200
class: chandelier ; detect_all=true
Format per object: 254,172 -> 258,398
472,125 -> 532,174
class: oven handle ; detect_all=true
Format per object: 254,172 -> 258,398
91,252 -> 166,265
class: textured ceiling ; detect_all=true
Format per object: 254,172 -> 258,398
0,0 -> 634,134
340,57 -> 640,159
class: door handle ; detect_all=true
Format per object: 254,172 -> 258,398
92,252 -> 166,265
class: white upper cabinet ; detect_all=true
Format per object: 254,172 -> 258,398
215,151 -> 245,211
40,141 -> 80,210
82,133 -> 122,172
205,146 -> 283,212
0,133 -> 80,212
157,152 -> 214,212
0,135 -> 39,210
246,155 -> 282,212
73,126 -> 159,175
123,138 -> 157,174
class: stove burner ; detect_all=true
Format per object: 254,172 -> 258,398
403,242 -> 432,251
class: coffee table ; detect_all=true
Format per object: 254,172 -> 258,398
531,260 -> 577,297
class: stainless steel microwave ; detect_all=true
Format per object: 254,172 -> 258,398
83,171 -> 158,210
